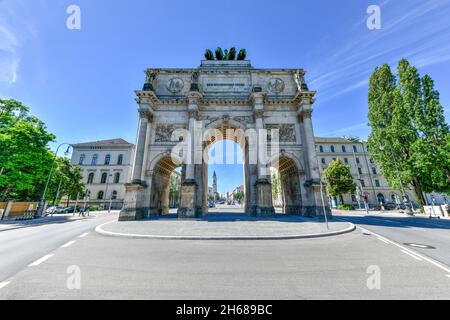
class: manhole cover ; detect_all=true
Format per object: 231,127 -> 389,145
404,243 -> 435,249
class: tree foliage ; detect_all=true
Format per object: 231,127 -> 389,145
323,160 -> 356,204
0,99 -> 56,202
368,59 -> 450,207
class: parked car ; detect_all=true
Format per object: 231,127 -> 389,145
45,206 -> 65,214
208,201 -> 215,208
63,206 -> 77,213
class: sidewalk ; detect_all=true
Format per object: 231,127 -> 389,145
0,212 -> 100,232
333,209 -> 449,220
96,213 -> 355,240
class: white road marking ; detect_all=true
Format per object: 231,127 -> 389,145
79,232 -> 89,238
28,254 -> 54,267
61,240 -> 76,248
377,237 -> 390,244
401,250 -> 423,261
336,217 -> 450,274
0,281 -> 11,289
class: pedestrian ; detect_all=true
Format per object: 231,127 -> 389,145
79,206 -> 85,217
86,205 -> 91,217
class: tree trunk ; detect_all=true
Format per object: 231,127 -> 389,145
411,179 -> 426,208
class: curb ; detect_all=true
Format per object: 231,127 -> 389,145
95,220 -> 356,241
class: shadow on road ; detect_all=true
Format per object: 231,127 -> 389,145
335,213 -> 450,230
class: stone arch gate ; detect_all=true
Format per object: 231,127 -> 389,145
119,59 -> 331,221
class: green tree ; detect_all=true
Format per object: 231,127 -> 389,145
271,172 -> 281,204
234,191 -> 244,203
323,160 -> 356,204
0,99 -> 55,202
368,59 -> 450,207
48,157 -> 85,205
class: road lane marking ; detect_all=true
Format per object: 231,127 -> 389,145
61,241 -> 76,248
377,237 -> 390,244
0,281 -> 11,289
79,232 -> 89,238
336,217 -> 450,274
28,254 -> 54,267
401,250 -> 422,261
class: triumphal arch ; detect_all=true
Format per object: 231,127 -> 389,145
119,58 -> 330,221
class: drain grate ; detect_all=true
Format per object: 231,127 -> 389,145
404,243 -> 435,249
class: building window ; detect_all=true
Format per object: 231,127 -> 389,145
105,154 -> 111,165
319,146 -> 324,153
114,172 -> 120,184
358,168 -> 363,175
87,173 -> 94,184
351,195 -> 357,202
85,190 -> 91,199
111,191 -> 118,200
97,191 -> 104,200
353,145 -> 358,153
118,154 -> 124,165
361,180 -> 366,187
370,158 -> 375,164
372,167 -> 377,175
101,173 -> 108,184
344,158 -> 349,164
375,180 -> 381,187
332,158 -> 337,161
79,154 -> 86,165
92,154 -> 98,165
342,146 -> 346,153
377,193 -> 385,204
356,157 -> 360,164
321,158 -> 326,165
330,145 -> 335,153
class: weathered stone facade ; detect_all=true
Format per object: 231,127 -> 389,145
120,59 -> 331,221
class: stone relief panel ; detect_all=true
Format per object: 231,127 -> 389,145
265,124 -> 296,143
267,78 -> 285,94
166,78 -> 185,93
155,124 -> 187,143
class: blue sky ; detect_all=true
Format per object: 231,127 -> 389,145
1,0 -> 450,194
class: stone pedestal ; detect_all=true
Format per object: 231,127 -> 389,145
302,179 -> 332,218
254,179 -> 275,217
177,180 -> 202,218
119,183 -> 146,221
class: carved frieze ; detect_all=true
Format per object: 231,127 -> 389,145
155,124 -> 187,143
265,124 -> 296,143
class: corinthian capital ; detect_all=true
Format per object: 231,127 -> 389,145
138,109 -> 153,122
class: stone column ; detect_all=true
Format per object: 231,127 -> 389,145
299,101 -> 331,217
251,92 -> 275,217
119,108 -> 153,221
178,92 -> 202,218
132,109 -> 152,184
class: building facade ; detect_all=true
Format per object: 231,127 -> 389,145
315,137 -> 419,208
71,139 -> 135,209
120,59 -> 328,221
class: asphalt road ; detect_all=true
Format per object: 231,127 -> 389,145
0,211 -> 449,299
333,211 -> 450,267
0,212 -> 117,284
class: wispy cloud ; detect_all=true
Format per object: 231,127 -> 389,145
317,122 -> 369,138
308,0 -> 450,103
0,0 -> 39,86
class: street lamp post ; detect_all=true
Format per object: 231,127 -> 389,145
379,144 -> 414,215
316,156 -> 330,230
104,173 -> 112,212
344,137 -> 369,214
36,143 -> 72,217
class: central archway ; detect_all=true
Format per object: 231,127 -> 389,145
203,123 -> 249,215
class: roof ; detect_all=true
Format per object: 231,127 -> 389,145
315,137 -> 364,144
72,138 -> 134,148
